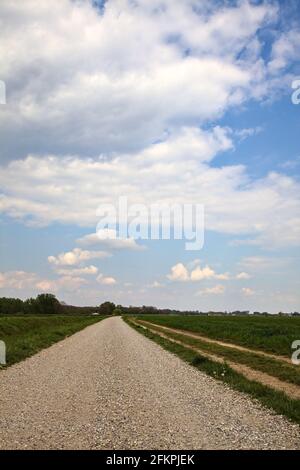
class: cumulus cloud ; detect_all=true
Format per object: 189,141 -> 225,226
0,2 -> 298,249
0,271 -> 38,290
190,265 -> 229,281
96,273 -> 117,285
40,262 -> 100,293
36,276 -> 88,293
0,249 -> 115,296
0,270 -> 88,293
167,261 -> 229,282
77,229 -> 145,251
236,272 -> 251,280
1,129 -> 300,248
167,263 -> 189,282
48,248 -> 109,266
0,0 -> 286,160
35,280 -> 55,292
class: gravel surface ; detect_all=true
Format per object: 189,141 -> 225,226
0,316 -> 299,450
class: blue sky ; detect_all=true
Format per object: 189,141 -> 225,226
0,0 -> 300,312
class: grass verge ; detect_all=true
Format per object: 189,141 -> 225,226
125,318 -> 300,426
0,315 -> 104,367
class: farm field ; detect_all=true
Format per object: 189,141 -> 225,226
0,315 -> 104,367
126,315 -> 300,424
134,315 -> 300,357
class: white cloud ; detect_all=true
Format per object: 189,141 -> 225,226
0,1 -> 298,251
96,273 -> 117,286
149,281 -> 164,289
191,265 -> 229,281
0,0 -> 283,160
35,280 -> 55,292
55,265 -> 98,276
190,265 -> 216,281
168,261 -> 229,282
48,248 -> 109,266
268,30 -> 300,74
242,287 -> 255,296
196,285 -> 225,296
1,128 -> 299,248
235,127 -> 263,141
187,259 -> 201,269
36,276 -> 88,293
77,229 -> 145,251
167,263 -> 189,282
236,272 -> 251,280
0,270 -> 88,293
0,271 -> 38,290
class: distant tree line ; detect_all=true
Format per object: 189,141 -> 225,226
0,295 -> 119,316
116,305 -> 300,317
0,295 -> 299,316
0,294 -> 62,315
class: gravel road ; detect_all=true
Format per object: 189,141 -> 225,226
0,317 -> 299,450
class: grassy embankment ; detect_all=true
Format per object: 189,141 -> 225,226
0,315 -> 104,367
125,315 -> 300,425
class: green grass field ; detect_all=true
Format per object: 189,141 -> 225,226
126,318 -> 300,425
136,315 -> 300,357
0,315 -> 104,367
135,319 -> 300,386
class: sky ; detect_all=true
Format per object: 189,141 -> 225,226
0,0 -> 300,312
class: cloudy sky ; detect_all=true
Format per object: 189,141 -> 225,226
0,0 -> 300,312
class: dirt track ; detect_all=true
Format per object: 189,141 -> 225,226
137,319 -> 293,363
134,319 -> 300,400
0,317 -> 299,450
